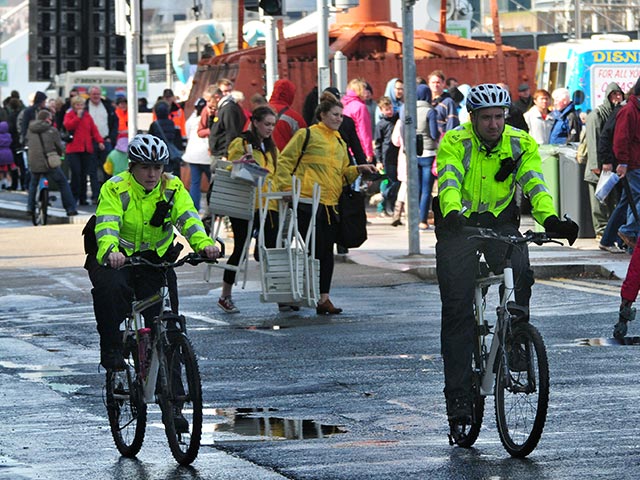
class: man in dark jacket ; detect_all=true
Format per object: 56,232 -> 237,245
613,77 -> 640,250
208,85 -> 246,169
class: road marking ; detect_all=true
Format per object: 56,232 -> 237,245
537,278 -> 619,297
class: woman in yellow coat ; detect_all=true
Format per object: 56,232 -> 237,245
217,106 -> 279,313
274,93 -> 376,314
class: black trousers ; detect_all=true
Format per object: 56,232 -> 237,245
85,254 -> 178,352
223,210 -> 279,285
435,222 -> 534,402
297,204 -> 339,295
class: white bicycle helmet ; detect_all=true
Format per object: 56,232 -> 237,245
466,84 -> 511,113
128,134 -> 169,164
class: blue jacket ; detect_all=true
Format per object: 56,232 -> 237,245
549,102 -> 581,144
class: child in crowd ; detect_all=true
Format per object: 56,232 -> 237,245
0,121 -> 17,189
373,97 -> 399,218
103,136 -> 129,177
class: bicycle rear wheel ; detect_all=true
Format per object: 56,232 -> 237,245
158,333 -> 203,466
105,338 -> 147,457
495,322 -> 549,457
32,188 -> 48,226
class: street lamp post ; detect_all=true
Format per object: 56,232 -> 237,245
402,0 -> 420,255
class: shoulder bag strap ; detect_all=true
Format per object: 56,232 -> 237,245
291,127 -> 311,175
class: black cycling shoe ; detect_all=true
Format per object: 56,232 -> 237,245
448,416 -> 472,446
101,349 -> 126,371
614,302 -> 636,339
446,396 -> 472,445
507,342 -> 529,372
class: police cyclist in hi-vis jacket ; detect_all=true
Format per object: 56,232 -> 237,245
434,84 -> 579,441
84,134 -> 220,371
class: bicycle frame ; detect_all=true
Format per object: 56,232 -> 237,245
475,262 -> 515,396
125,284 -> 171,404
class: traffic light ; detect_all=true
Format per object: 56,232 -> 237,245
259,0 -> 284,16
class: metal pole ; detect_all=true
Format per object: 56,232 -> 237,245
317,0 -> 330,98
402,0 -> 419,255
575,0 -> 582,39
263,14 -> 278,98
334,51 -> 347,94
127,0 -> 140,138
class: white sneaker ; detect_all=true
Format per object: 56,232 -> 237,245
599,243 -> 625,254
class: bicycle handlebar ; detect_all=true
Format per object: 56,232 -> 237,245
121,237 -> 226,269
462,226 -> 564,247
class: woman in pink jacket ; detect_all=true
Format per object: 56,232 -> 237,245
341,78 -> 374,162
63,96 -> 104,205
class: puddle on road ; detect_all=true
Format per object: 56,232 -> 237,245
576,336 -> 640,346
206,407 -> 346,440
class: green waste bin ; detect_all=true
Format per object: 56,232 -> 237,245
557,145 -> 595,238
534,144 -> 559,232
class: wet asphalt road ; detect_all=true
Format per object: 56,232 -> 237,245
1,221 -> 640,479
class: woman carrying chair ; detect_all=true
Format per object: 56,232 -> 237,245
274,93 -> 376,314
217,106 -> 279,313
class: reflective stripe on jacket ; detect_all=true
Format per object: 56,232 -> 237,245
95,171 -> 212,264
437,123 -> 557,226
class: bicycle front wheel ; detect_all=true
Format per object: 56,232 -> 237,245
494,322 -> 549,457
105,339 -> 147,457
159,333 -> 203,466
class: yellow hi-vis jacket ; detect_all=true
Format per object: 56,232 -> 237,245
274,122 -> 360,206
437,123 -> 557,226
95,171 -> 213,265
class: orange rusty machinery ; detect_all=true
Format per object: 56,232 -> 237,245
187,1 -> 537,116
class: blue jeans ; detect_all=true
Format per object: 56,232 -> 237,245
417,156 -> 436,224
601,184 -> 627,247
27,168 -> 77,214
618,170 -> 640,240
189,163 -> 210,210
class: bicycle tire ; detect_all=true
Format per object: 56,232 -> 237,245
105,339 -> 147,457
454,356 -> 485,448
158,333 -> 203,466
32,188 -> 46,226
39,188 -> 48,226
494,322 -> 549,457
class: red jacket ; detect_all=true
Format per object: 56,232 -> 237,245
613,95 -> 640,170
268,79 -> 307,151
63,110 -> 103,154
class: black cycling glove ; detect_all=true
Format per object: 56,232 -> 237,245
441,210 -> 466,233
543,215 -> 579,246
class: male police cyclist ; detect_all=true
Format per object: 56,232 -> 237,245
434,84 -> 578,443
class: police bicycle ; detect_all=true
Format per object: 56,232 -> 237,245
450,227 -> 559,457
104,245 -> 223,466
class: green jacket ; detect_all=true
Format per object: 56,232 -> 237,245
437,123 -> 557,226
95,171 -> 212,264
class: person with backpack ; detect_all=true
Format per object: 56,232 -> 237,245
274,93 -> 377,315
84,134 -> 219,370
